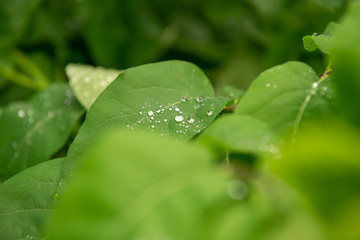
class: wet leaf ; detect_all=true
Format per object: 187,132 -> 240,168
236,61 -> 336,136
66,64 -> 122,110
0,83 -> 83,181
67,60 -> 229,160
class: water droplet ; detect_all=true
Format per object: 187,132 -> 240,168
312,82 -> 318,88
151,125 -> 155,128
273,84 -> 278,88
139,111 -> 143,115
156,109 -> 161,113
47,111 -> 54,118
64,98 -> 72,106
181,96 -> 187,102
175,107 -> 180,112
100,81 -> 107,87
312,33 -> 319,37
169,107 -> 172,110
227,180 -> 248,200
164,118 -> 168,122
207,110 -> 213,116
175,115 -> 184,122
27,109 -> 34,116
265,83 -> 271,88
187,117 -> 195,123
18,110 -> 25,118
126,123 -> 130,127
148,110 -> 154,116
84,76 -> 91,83
196,96 -> 203,103
28,117 -> 35,124
310,90 -> 316,95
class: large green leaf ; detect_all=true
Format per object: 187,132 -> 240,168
67,60 -> 229,160
270,123 -> 360,239
0,83 -> 83,181
66,64 -> 122,110
331,1 -> 360,127
0,158 -> 65,240
236,61 -> 336,136
49,132 -> 229,240
198,115 -> 276,156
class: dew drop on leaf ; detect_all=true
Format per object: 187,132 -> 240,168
187,117 -> 195,123
181,96 -> 187,102
148,110 -> 154,116
227,180 -> 248,200
265,83 -> 271,88
18,110 -> 25,118
175,115 -> 184,122
312,82 -> 318,88
207,110 -> 213,116
196,96 -> 203,103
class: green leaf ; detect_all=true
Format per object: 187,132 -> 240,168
331,0 -> 360,127
0,83 -> 83,181
67,60 -> 229,160
235,61 -> 336,136
198,115 -> 276,156
302,35 -> 332,54
270,123 -> 360,238
302,22 -> 338,55
66,64 -> 122,110
49,132 -> 229,240
0,158 -> 65,240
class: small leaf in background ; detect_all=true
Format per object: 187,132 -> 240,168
0,83 -> 83,181
0,158 -> 65,240
236,61 -> 336,136
302,22 -> 338,55
270,123 -> 360,239
66,63 -> 122,110
67,60 -> 229,161
331,0 -> 360,128
198,115 -> 276,157
49,132 -> 229,240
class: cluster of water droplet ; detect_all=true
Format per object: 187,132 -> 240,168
126,96 -> 218,137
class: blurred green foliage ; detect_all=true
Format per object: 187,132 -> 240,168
0,0 -> 347,104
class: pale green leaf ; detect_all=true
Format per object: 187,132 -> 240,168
66,64 -> 122,110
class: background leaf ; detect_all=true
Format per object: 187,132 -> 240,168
49,132 -> 229,240
66,63 -> 122,110
0,83 -> 83,181
331,0 -> 360,128
0,158 -> 65,240
67,60 -> 229,161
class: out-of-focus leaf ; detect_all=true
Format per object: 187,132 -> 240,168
302,22 -> 338,55
198,115 -> 276,156
67,60 -> 229,161
49,132 -> 229,240
303,35 -> 332,54
331,0 -> 360,127
0,83 -> 83,181
270,123 -> 360,238
66,63 -> 122,110
236,61 -> 336,136
0,158 -> 65,240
